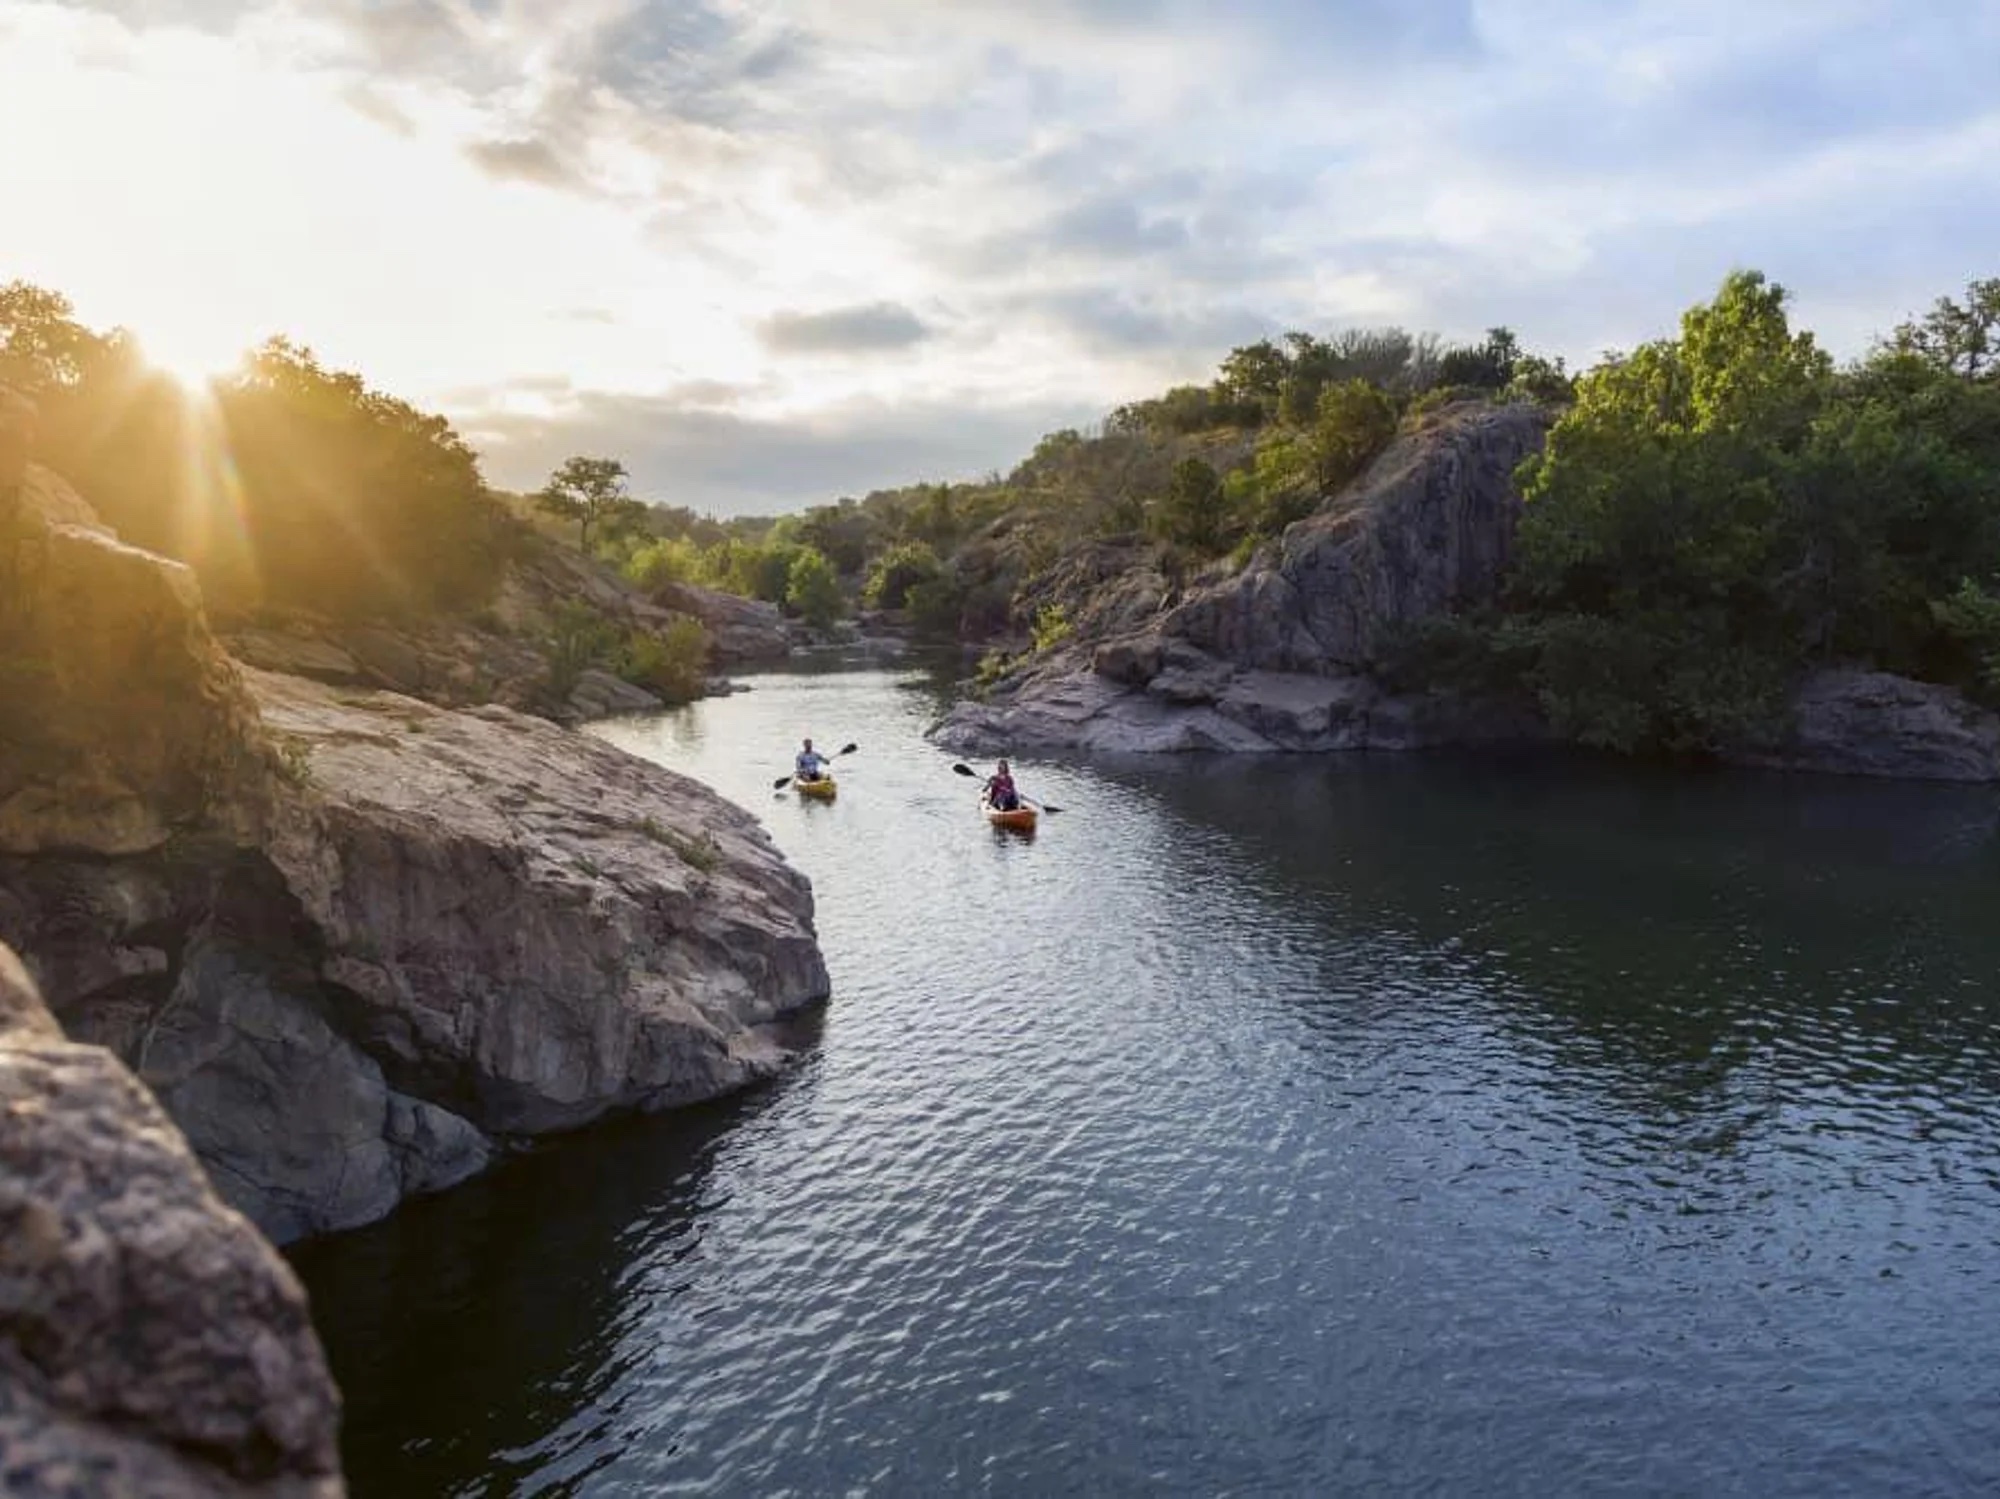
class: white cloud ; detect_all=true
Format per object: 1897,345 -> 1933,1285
4,0 -> 1997,512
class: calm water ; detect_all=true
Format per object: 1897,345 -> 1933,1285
292,666 -> 2000,1497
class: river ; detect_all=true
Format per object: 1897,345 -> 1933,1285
291,664 -> 2000,1497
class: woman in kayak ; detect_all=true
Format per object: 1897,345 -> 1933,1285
985,759 -> 1021,810
795,738 -> 829,783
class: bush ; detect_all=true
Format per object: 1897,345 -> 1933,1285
1309,379 -> 1398,492
1148,457 -> 1230,554
786,546 -> 843,628
1932,580 -> 2000,705
863,541 -> 944,609
618,615 -> 709,703
625,537 -> 701,593
906,575 -> 965,637
1031,603 -> 1073,653
545,601 -> 618,700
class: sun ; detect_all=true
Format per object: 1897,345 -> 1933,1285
138,322 -> 250,389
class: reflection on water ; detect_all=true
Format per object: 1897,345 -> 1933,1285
293,669 -> 2000,1498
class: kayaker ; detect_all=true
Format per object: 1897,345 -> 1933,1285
985,759 -> 1021,810
795,738 -> 829,783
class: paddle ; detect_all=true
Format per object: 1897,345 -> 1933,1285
951,761 -> 1061,813
773,742 -> 858,790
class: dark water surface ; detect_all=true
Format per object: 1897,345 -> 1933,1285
292,666 -> 2000,1497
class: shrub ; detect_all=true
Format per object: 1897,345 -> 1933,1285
905,575 -> 965,637
786,546 -> 843,629
1031,603 -> 1073,653
625,537 -> 701,593
1148,457 -> 1230,554
618,615 -> 709,703
1932,580 -> 2000,705
863,541 -> 944,609
544,601 -> 618,700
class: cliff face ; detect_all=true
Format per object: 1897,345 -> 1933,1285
935,403 -> 1554,755
932,403 -> 2000,780
0,468 -> 269,855
1,466 -> 831,1245
0,943 -> 345,1498
1165,402 -> 1551,675
219,518 -> 790,723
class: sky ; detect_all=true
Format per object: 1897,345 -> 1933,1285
2,1 -> 1996,515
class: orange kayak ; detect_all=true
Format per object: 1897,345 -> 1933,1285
982,799 -> 1037,832
795,776 -> 837,800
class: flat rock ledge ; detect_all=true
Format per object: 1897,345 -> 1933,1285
932,658 -> 2000,783
930,655 -> 1545,756
0,944 -> 345,1498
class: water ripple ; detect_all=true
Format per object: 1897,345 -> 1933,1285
292,668 -> 2000,1498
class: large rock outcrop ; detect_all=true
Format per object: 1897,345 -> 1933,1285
931,403 -> 2000,782
254,670 -> 828,1137
934,402 -> 1555,755
647,580 -> 792,664
1725,669 -> 2000,781
2,466 -> 831,1244
0,943 -> 345,1497
1,468 -> 269,856
220,515 -> 745,723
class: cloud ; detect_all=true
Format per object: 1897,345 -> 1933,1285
463,388 -> 1093,514
15,0 -> 2000,514
757,302 -> 934,355
462,135 -> 581,191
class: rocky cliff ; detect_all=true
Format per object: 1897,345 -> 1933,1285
934,402 -> 1554,754
1,942 -> 345,1497
932,402 -> 2000,781
1,465 -> 831,1246
220,523 -> 793,724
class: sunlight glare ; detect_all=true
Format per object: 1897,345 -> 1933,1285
140,323 -> 248,390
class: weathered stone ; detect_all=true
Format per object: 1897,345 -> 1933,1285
0,943 -> 345,1496
647,580 -> 791,663
127,922 -> 491,1244
1728,669 -> 2000,781
2,465 -> 833,1247
225,628 -> 367,685
1170,402 -> 1553,672
935,404 -> 1555,757
567,667 -> 664,720
0,466 -> 268,856
255,670 -> 829,1137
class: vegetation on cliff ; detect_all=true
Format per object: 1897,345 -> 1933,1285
1392,272 -> 2000,754
0,281 -> 712,710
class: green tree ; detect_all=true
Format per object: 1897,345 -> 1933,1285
1435,327 -> 1520,390
1218,338 -> 1289,406
536,456 -> 633,550
786,546 -> 843,628
1892,277 -> 2000,379
1149,457 -> 1229,553
1307,379 -> 1397,492
863,540 -> 944,609
1509,271 -> 1835,750
0,281 -> 116,392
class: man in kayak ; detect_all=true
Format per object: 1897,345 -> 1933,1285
795,738 -> 830,783
985,759 -> 1021,810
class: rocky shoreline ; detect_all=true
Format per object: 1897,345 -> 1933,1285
1,946 -> 346,1497
2,464 -> 832,1246
932,403 -> 2000,783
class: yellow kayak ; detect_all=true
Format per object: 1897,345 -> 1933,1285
795,776 -> 837,800
982,799 -> 1036,832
